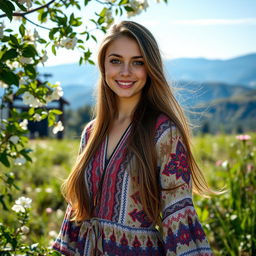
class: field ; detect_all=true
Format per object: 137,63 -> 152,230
1,133 -> 255,255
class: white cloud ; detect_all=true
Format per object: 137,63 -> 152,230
169,18 -> 256,26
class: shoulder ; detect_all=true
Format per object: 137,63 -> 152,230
80,119 -> 95,149
154,113 -> 181,145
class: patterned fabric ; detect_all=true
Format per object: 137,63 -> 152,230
53,114 -> 213,256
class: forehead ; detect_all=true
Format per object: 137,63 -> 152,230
105,36 -> 142,57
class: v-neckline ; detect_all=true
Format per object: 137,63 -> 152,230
105,122 -> 132,167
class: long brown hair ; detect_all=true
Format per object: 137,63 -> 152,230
62,21 -> 214,224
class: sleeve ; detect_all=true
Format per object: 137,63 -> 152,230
156,120 -> 213,256
52,121 -> 93,256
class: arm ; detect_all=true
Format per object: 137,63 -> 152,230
156,119 -> 213,255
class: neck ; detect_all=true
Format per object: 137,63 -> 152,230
116,95 -> 141,123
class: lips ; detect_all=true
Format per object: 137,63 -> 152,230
116,80 -> 135,89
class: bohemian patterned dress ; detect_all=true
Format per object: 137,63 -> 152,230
53,114 -> 213,256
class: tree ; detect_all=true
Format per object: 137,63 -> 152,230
0,0 -> 168,254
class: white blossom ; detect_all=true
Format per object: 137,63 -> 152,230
0,81 -> 8,89
14,157 -> 26,165
60,37 -> 78,49
20,225 -> 30,234
0,22 -> 4,39
127,0 -> 149,17
41,51 -> 48,64
9,135 -> 19,144
15,196 -> 32,209
22,91 -> 42,108
52,121 -> 64,134
12,204 -> 26,213
35,187 -> 42,193
19,77 -> 26,86
18,0 -> 32,9
19,119 -> 28,130
56,209 -> 64,218
34,113 -> 42,122
19,56 -> 33,64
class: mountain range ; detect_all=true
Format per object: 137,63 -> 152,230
37,53 -> 256,133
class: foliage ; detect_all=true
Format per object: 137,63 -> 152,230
194,134 -> 256,255
0,0 -> 168,254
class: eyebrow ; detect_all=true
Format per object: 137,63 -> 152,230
107,53 -> 143,59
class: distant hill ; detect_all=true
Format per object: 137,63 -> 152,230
166,53 -> 256,87
193,90 -> 256,133
39,53 -> 256,88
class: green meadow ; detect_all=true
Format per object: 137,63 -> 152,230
1,134 -> 255,255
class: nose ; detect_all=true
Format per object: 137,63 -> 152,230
120,63 -> 131,76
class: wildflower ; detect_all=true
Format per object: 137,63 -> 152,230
18,0 -> 32,9
49,230 -> 58,238
35,187 -> 42,193
221,160 -> 229,169
9,135 -> 19,144
52,121 -> 64,134
19,56 -> 33,64
12,204 -> 26,213
46,207 -> 53,214
14,157 -> 26,165
19,119 -> 28,130
56,209 -> 64,218
215,160 -> 222,166
0,81 -> 8,89
230,214 -> 237,220
34,113 -> 42,122
0,22 -> 4,39
236,134 -> 251,141
60,37 -> 78,49
45,187 -> 53,193
16,196 -> 32,208
20,225 -> 30,234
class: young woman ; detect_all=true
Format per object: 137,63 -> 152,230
53,21 -> 214,255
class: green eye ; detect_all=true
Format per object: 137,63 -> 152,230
134,61 -> 144,65
110,59 -> 121,64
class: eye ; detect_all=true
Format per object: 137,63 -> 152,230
110,59 -> 121,64
133,60 -> 144,66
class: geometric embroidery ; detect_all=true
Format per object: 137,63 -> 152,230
128,209 -> 152,227
162,140 -> 191,185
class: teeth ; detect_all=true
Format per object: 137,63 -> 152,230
117,81 -> 134,86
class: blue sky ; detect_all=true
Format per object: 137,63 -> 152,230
2,0 -> 256,66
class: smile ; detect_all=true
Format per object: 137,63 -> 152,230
116,80 -> 135,88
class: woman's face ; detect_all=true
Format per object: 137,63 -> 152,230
104,36 -> 147,102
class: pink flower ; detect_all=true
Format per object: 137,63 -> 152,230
46,207 -> 53,214
236,134 -> 251,141
215,160 -> 222,166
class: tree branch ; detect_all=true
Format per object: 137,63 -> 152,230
0,0 -> 56,18
24,16 -> 50,30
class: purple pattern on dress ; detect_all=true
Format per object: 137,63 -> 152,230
162,140 -> 191,185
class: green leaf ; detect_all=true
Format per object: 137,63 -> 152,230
99,8 -> 107,17
9,34 -> 19,47
52,45 -> 56,55
28,108 -> 35,115
24,65 -> 37,79
22,44 -> 37,57
118,0 -> 129,5
50,109 -> 63,115
5,29 -> 13,32
1,49 -> 18,62
124,6 -> 134,12
49,28 -> 59,40
0,70 -> 19,86
91,35 -> 97,42
19,24 -> 25,37
0,0 -> 15,21
15,2 -> 27,12
0,152 -> 10,167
